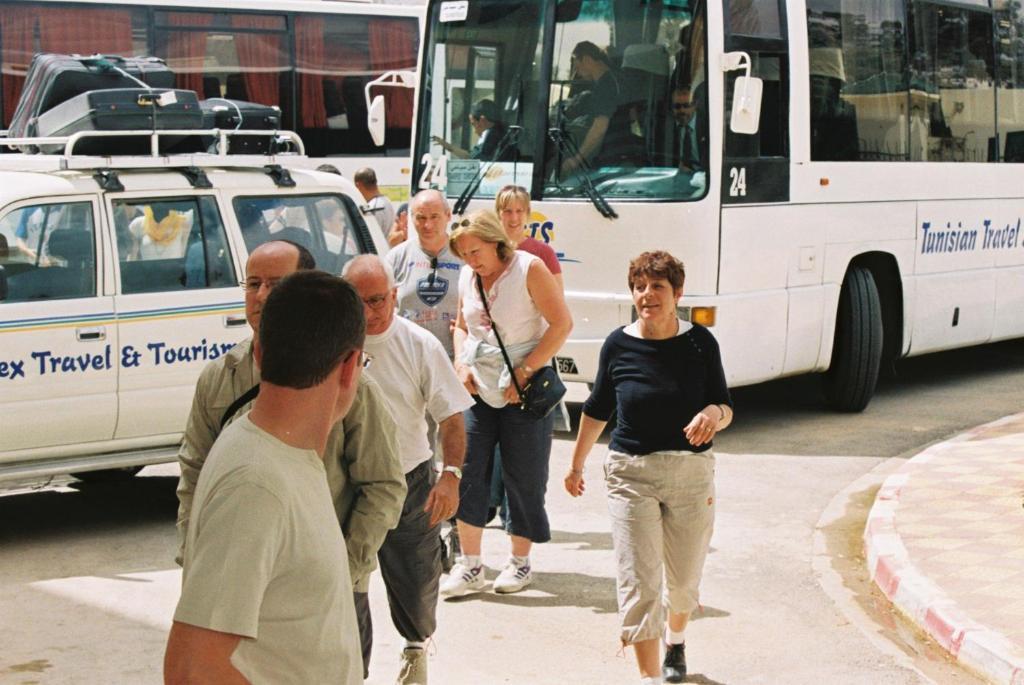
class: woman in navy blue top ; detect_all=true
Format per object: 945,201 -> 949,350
566,251 -> 732,685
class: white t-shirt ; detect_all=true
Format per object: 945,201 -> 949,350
175,416 -> 361,685
364,316 -> 474,473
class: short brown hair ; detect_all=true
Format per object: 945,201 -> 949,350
448,210 -> 514,262
495,185 -> 530,214
627,251 -> 686,292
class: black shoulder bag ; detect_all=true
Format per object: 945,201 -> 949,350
476,274 -> 566,418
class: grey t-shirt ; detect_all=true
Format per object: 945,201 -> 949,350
175,416 -> 362,684
367,195 -> 395,235
386,238 -> 463,358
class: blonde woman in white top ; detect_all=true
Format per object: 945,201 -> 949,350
441,210 -> 572,596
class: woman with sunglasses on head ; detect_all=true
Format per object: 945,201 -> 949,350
485,186 -> 566,526
565,251 -> 732,685
440,210 -> 572,597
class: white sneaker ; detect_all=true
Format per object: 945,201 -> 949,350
396,647 -> 427,685
439,556 -> 486,597
493,558 -> 533,594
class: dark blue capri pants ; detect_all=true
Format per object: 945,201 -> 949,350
457,396 -> 555,543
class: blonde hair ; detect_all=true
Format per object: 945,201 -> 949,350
495,185 -> 530,214
448,210 -> 514,262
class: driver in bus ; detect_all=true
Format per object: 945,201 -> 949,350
560,41 -> 622,176
432,99 -> 508,161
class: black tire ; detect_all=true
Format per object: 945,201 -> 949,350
824,266 -> 883,412
74,466 -> 143,483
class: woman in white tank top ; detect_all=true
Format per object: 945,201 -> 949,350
440,210 -> 572,598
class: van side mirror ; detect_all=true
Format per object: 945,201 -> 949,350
722,51 -> 762,135
367,94 -> 386,147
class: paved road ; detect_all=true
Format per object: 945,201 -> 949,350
1,340 -> 1022,684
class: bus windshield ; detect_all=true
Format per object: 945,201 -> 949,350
416,0 -> 707,202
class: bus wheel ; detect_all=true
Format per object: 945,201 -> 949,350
824,266 -> 883,412
74,466 -> 144,483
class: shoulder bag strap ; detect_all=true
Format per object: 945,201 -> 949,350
220,383 -> 260,429
475,274 -> 525,399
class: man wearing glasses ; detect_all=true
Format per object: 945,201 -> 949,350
672,85 -> 707,176
385,189 -> 463,360
174,239 -> 406,679
342,254 -> 474,685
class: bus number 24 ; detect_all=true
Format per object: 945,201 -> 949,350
729,167 -> 747,197
418,154 -> 448,190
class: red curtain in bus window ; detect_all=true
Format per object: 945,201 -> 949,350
1,6 -> 35,125
294,16 -> 326,128
230,15 -> 282,106
163,13 -> 214,94
1,6 -> 134,125
368,19 -> 416,127
38,7 -> 133,56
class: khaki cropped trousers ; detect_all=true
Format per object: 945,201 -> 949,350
604,449 -> 716,645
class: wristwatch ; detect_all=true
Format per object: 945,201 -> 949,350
442,465 -> 463,480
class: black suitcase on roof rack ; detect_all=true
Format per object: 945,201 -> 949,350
9,53 -> 175,150
200,99 -> 282,154
34,88 -> 203,155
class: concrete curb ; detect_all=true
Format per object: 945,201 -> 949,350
864,414 -> 1024,685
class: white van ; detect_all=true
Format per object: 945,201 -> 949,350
0,131 -> 386,482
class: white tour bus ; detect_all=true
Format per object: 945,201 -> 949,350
409,0 -> 1024,410
0,0 -> 421,198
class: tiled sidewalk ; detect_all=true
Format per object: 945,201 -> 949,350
866,413 -> 1024,684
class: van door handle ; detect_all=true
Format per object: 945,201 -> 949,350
223,314 -> 248,328
76,326 -> 106,342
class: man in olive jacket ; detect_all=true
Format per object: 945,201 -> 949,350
175,239 -> 405,676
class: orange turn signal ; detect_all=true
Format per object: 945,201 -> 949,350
690,306 -> 716,327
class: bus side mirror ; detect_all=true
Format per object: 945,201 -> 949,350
730,76 -> 762,134
367,94 -> 386,147
722,51 -> 762,135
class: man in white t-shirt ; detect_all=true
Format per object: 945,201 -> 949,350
165,271 -> 367,684
342,254 -> 474,685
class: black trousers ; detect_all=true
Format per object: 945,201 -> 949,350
378,459 -> 443,641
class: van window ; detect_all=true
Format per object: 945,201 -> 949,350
113,196 -> 235,294
233,194 -> 370,274
0,201 -> 96,302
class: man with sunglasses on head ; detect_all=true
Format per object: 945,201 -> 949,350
174,239 -> 406,679
385,189 -> 463,360
342,255 -> 474,685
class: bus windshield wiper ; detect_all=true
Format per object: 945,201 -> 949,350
452,125 -> 522,216
547,127 -> 618,219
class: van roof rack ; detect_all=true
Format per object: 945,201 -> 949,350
0,128 -> 306,172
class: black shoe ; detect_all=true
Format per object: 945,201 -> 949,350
662,642 -> 686,683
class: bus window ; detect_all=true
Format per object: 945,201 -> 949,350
414,0 -> 546,200
996,0 -> 1024,161
909,2 -> 995,163
0,3 -> 148,126
806,0 -> 909,162
727,0 -> 783,40
153,12 -> 289,116
543,0 -> 707,202
294,14 -> 419,157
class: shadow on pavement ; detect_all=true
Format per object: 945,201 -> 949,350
548,528 -> 614,551
0,475 -> 178,543
450,571 -> 619,613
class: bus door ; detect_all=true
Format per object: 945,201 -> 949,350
721,0 -> 790,205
